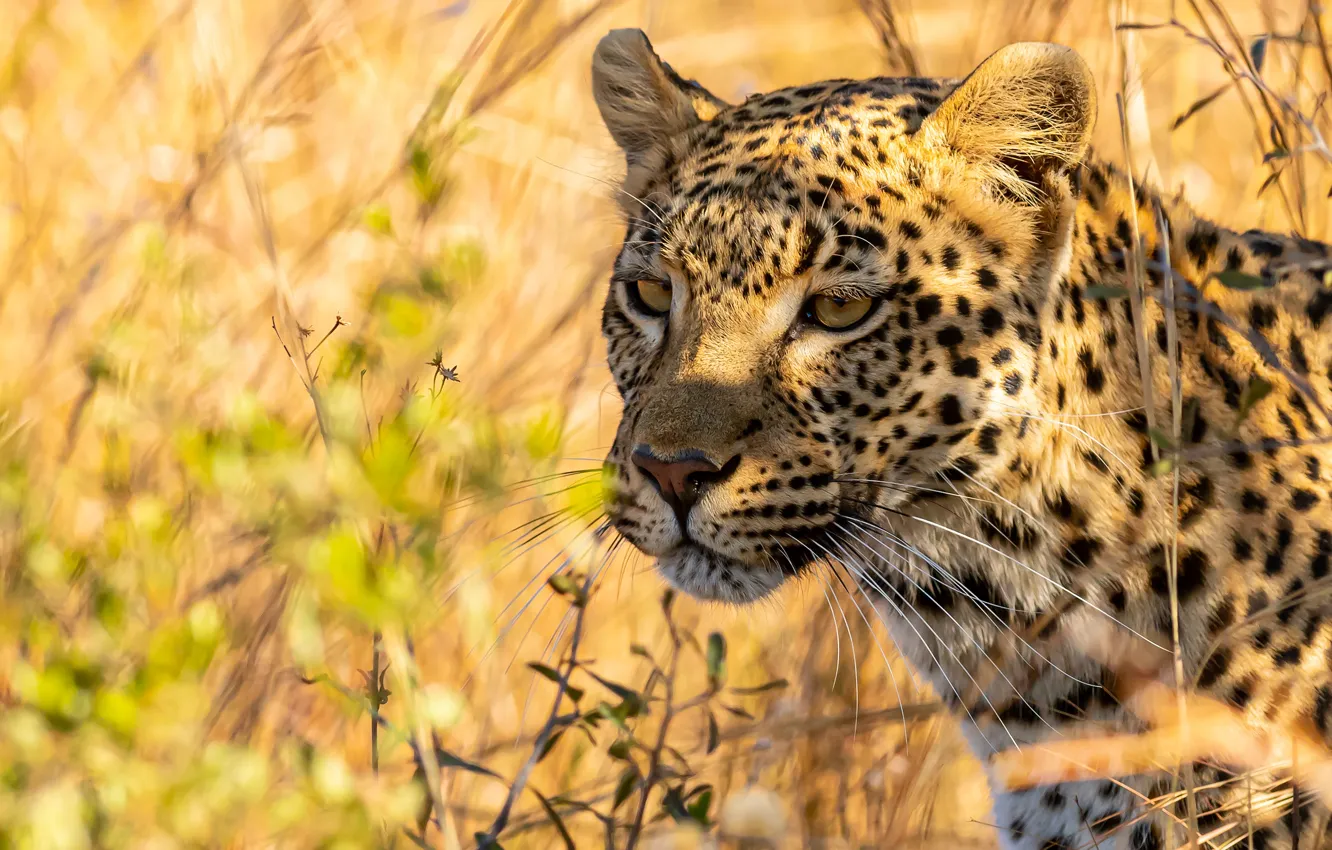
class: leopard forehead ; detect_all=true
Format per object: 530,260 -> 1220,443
659,75 -> 957,193
616,78 -> 1005,292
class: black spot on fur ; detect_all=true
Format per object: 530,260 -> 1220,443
914,295 -> 942,323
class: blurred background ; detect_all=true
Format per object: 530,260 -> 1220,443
1,0 -> 1329,847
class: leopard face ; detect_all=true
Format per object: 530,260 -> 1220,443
590,31 -> 1095,603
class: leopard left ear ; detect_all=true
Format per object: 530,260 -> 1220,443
921,42 -> 1097,204
591,29 -> 729,168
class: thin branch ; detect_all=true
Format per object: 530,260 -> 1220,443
481,568 -> 598,842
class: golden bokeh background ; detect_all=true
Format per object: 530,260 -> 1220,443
2,0 -> 1329,847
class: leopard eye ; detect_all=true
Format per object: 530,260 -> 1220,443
630,279 -> 673,316
807,294 -> 876,330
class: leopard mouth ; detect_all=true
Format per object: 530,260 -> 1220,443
650,531 -> 829,605
605,456 -> 859,603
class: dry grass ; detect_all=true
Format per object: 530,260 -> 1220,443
2,0 -> 1331,847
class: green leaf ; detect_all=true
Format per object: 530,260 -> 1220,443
362,203 -> 394,237
537,730 -> 564,763
547,574 -> 587,607
1236,377 -> 1274,426
1250,34 -> 1269,73
597,701 -> 629,730
1147,458 -> 1176,478
1258,170 -> 1282,198
413,762 -> 432,835
584,670 -> 640,703
434,747 -> 501,780
686,787 -> 713,827
706,632 -> 726,686
596,694 -> 644,731
526,662 -> 582,701
705,711 -> 719,755
1147,428 -> 1176,451
1084,284 -> 1130,300
719,703 -> 754,720
1212,269 -> 1269,291
528,662 -> 560,683
730,679 -> 789,696
83,351 -> 111,383
376,291 -> 428,339
612,767 -> 638,810
607,739 -> 633,761
409,144 -> 445,207
524,410 -> 564,462
1170,83 -> 1229,130
661,786 -> 690,822
531,789 -> 577,850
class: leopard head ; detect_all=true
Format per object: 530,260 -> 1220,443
591,30 -> 1097,603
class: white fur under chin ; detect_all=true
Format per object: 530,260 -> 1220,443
655,545 -> 788,604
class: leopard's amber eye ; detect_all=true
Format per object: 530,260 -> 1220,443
632,279 -> 673,316
808,294 -> 875,330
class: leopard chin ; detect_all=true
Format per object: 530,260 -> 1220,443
652,542 -> 796,605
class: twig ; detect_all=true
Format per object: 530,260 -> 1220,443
310,315 -> 345,356
372,630 -> 383,776
480,568 -> 598,842
1157,207 -> 1201,847
624,595 -> 683,850
383,630 -> 448,848
1115,93 -> 1162,468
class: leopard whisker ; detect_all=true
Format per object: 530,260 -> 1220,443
820,570 -> 859,719
834,490 -> 1155,647
988,399 -> 1147,419
534,156 -> 671,228
939,461 -> 1096,572
840,513 -> 1101,690
437,468 -> 603,555
891,509 -> 1166,650
833,475 -> 1003,508
832,523 -> 1059,740
475,515 -> 610,662
994,410 -> 1138,474
441,500 -> 605,611
459,518 -> 614,694
840,512 -> 1032,621
443,467 -> 601,513
499,506 -> 608,578
501,498 -> 605,553
824,559 -> 915,742
806,534 -> 1013,753
513,538 -> 624,742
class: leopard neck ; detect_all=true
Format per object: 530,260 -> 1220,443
1032,155 -> 1213,421
961,156 -> 1221,507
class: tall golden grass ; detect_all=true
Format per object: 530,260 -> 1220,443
1,0 -> 1330,847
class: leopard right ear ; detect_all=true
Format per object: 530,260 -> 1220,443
591,29 -> 729,167
920,42 -> 1097,204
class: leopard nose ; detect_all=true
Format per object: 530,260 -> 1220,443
631,446 -> 740,525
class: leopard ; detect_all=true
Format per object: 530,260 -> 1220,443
589,28 -> 1332,850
